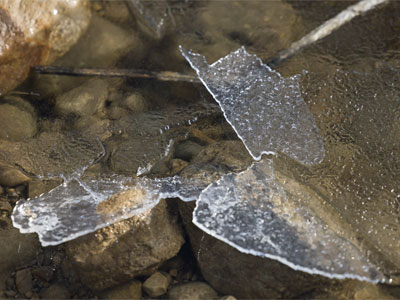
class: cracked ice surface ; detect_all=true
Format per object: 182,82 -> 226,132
180,46 -> 325,164
193,159 -> 386,283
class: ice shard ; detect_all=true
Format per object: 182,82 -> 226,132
180,46 -> 325,165
12,174 -> 209,246
193,159 -> 386,282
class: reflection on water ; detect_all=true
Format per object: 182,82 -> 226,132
2,0 -> 400,288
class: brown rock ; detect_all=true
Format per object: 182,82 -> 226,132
220,296 -> 237,300
27,178 -> 62,199
65,199 -> 184,291
39,283 -> 70,299
0,201 -> 11,213
0,0 -> 91,96
15,269 -> 32,296
143,272 -> 171,298
0,229 -> 40,276
55,79 -> 109,117
124,92 -> 148,113
175,141 -> 204,162
101,280 -> 142,300
0,104 -> 37,141
169,159 -> 189,175
167,282 -> 218,300
0,163 -> 30,187
178,200 -> 333,299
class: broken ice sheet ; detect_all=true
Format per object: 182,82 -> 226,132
11,100 -> 220,246
12,174 -> 209,246
193,159 -> 386,283
180,46 -> 325,165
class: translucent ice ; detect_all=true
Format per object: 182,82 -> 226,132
0,132 -> 104,178
180,46 -> 325,165
193,159 -> 386,282
128,0 -> 168,38
11,100 -> 220,246
12,174 -> 209,246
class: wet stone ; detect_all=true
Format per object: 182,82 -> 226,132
143,272 -> 171,298
167,282 -> 218,300
5,290 -> 16,297
31,266 -> 54,284
220,296 -> 238,300
0,201 -> 12,214
0,229 -> 40,281
169,159 -> 189,175
175,141 -> 204,161
5,277 -> 14,290
57,15 -> 138,68
27,178 -> 63,199
55,78 -> 109,117
124,92 -> 149,113
101,280 -> 142,300
0,104 -> 37,142
65,200 -> 184,291
39,283 -> 70,299
0,163 -> 30,187
15,269 -> 32,296
0,0 -> 91,95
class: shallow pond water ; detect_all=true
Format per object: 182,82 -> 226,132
1,0 -> 400,298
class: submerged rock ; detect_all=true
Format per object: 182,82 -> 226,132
179,200 -> 334,299
55,78 -> 109,117
143,271 -> 171,298
39,283 -> 70,299
167,281 -> 218,300
0,228 -> 40,280
0,103 -> 37,141
65,199 -> 184,291
0,0 -> 91,95
101,280 -> 142,300
0,162 -> 30,187
15,268 -> 32,297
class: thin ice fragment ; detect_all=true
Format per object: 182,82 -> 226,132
180,46 -> 325,165
12,175 -> 208,246
128,0 -> 168,38
0,132 -> 104,178
193,159 -> 386,282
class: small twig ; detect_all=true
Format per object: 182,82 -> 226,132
268,0 -> 389,67
9,91 -> 41,97
33,65 -> 200,83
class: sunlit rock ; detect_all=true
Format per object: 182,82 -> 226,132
0,0 -> 91,95
65,200 -> 184,291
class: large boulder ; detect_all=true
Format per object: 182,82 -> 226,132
65,199 -> 185,291
178,201 -> 333,299
0,0 -> 91,95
